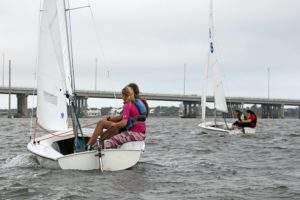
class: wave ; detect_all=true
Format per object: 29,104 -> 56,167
288,133 -> 300,137
1,154 -> 39,169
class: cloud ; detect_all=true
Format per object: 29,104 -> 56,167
0,0 -> 299,101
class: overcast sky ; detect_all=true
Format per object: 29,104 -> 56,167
0,0 -> 300,108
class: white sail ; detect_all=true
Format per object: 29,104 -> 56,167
212,59 -> 228,113
37,0 -> 73,131
208,0 -> 228,113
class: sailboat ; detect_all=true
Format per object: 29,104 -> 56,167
27,0 -> 145,171
198,0 -> 256,135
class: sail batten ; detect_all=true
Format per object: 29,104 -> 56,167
37,0 -> 73,131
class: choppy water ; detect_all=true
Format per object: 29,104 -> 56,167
0,117 -> 299,200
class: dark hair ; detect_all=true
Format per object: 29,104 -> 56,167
246,110 -> 256,115
128,83 -> 140,97
234,109 -> 242,120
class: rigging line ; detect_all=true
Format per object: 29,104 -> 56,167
63,0 -> 85,153
66,5 -> 90,11
30,0 -> 43,142
223,115 -> 229,130
29,72 -> 37,142
36,122 -> 98,142
86,0 -> 110,75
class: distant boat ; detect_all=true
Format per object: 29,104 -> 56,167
198,0 -> 255,135
27,0 -> 145,171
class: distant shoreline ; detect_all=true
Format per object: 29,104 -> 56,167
0,106 -> 299,119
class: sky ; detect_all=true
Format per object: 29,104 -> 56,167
0,0 -> 300,108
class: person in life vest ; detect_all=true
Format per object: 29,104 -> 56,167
100,83 -> 148,141
86,84 -> 148,150
124,83 -> 149,129
238,110 -> 257,128
232,110 -> 245,128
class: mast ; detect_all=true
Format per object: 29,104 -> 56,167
183,63 -> 186,95
202,0 -> 215,123
209,0 -> 216,122
209,0 -> 228,124
201,0 -> 214,123
2,53 -> 4,86
67,1 -> 76,92
63,0 -> 75,93
267,67 -> 270,118
267,67 -> 270,100
95,58 -> 98,91
8,60 -> 11,118
63,0 -> 84,151
201,54 -> 209,123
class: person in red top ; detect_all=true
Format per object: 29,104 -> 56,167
238,110 -> 257,128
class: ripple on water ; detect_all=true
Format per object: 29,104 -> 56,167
0,117 -> 299,200
193,148 -> 214,154
0,182 -> 36,199
288,133 -> 300,137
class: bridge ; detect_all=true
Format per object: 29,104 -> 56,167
0,86 -> 300,118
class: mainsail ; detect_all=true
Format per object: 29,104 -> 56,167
212,58 -> 228,113
209,0 -> 227,113
201,0 -> 228,122
37,0 -> 73,131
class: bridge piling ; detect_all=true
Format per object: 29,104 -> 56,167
181,101 -> 198,118
75,96 -> 88,116
261,104 -> 270,118
261,104 -> 285,119
280,104 -> 285,119
16,94 -> 28,117
183,103 -> 187,117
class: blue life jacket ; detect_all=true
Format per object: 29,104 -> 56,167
123,99 -> 147,131
134,99 -> 147,116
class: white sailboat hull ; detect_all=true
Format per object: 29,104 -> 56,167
27,129 -> 145,171
57,148 -> 142,171
198,121 -> 256,135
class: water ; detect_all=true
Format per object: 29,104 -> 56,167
0,117 -> 299,200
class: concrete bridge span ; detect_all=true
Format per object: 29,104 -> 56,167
0,87 -> 300,118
